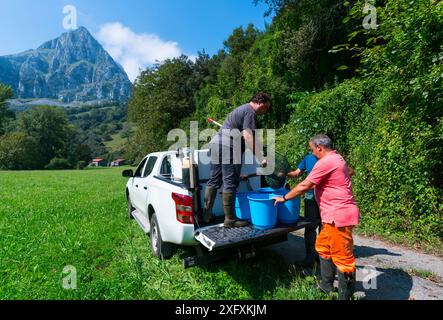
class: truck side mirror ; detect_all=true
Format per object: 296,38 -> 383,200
122,169 -> 134,178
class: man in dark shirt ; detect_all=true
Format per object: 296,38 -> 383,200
203,93 -> 271,227
288,154 -> 320,270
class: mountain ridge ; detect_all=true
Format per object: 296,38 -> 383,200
0,27 -> 131,104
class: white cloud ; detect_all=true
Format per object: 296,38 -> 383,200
188,54 -> 198,63
95,22 -> 183,82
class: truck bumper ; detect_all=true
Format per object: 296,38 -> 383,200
171,223 -> 198,246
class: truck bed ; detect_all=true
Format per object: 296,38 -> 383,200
195,217 -> 316,251
183,218 -> 317,268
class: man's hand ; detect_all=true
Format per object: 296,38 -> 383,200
287,168 -> 302,179
273,196 -> 286,206
240,175 -> 249,181
261,158 -> 268,168
287,170 -> 298,179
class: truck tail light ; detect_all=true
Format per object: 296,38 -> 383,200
172,193 -> 194,224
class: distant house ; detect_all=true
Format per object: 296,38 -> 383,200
90,158 -> 107,167
110,159 -> 126,167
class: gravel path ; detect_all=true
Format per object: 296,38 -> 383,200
269,231 -> 443,300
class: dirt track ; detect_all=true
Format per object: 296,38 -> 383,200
269,231 -> 443,300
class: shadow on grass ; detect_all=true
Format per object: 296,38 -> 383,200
178,246 -> 301,299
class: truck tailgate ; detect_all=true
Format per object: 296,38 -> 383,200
195,218 -> 316,251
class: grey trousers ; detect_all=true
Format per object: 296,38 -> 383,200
207,142 -> 243,193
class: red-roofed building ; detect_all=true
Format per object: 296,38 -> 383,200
90,158 -> 106,167
110,159 -> 126,167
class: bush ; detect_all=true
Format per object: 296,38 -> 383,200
348,83 -> 443,242
275,0 -> 443,246
277,78 -> 372,164
277,76 -> 442,244
77,161 -> 87,170
0,132 -> 42,170
44,158 -> 72,170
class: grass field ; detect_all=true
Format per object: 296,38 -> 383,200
0,168 -> 326,300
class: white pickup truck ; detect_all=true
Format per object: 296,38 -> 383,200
122,148 -> 314,268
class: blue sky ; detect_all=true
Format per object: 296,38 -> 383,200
0,0 -> 272,81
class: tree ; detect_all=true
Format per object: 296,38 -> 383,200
0,132 -> 41,170
273,0 -> 357,91
17,106 -> 72,167
193,25 -> 262,126
128,55 -> 196,159
0,84 -> 14,135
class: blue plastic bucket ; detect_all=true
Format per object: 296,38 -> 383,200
256,187 -> 274,193
247,193 -> 277,229
271,189 -> 300,224
235,192 -> 253,221
257,187 -> 281,194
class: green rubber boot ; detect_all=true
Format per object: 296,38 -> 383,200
202,187 -> 218,224
222,192 -> 248,228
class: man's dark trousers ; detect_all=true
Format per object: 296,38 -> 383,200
304,198 -> 321,266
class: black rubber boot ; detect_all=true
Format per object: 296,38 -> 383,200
318,257 -> 336,294
223,192 -> 248,228
338,270 -> 356,300
202,187 -> 218,223
302,227 -> 318,267
295,229 -> 318,276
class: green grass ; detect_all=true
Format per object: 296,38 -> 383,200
406,269 -> 441,283
0,168 -> 326,300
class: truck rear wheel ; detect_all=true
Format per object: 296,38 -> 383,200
150,214 -> 174,259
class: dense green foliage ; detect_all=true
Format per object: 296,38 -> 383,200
66,104 -> 130,160
128,0 -> 442,246
128,55 -> 200,159
0,105 -> 94,170
0,101 -> 131,169
0,84 -> 14,135
0,132 -> 41,170
0,168 -> 326,299
17,106 -> 74,166
279,0 -> 442,244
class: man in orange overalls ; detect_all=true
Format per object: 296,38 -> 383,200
274,134 -> 359,300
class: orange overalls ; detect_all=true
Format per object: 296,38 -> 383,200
315,223 -> 356,273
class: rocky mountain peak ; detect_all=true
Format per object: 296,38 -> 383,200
0,27 -> 131,104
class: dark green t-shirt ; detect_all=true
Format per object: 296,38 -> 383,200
211,103 -> 257,147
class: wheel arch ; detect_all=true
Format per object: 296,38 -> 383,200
148,204 -> 156,224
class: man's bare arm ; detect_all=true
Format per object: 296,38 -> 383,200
243,129 -> 265,163
274,178 -> 314,205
